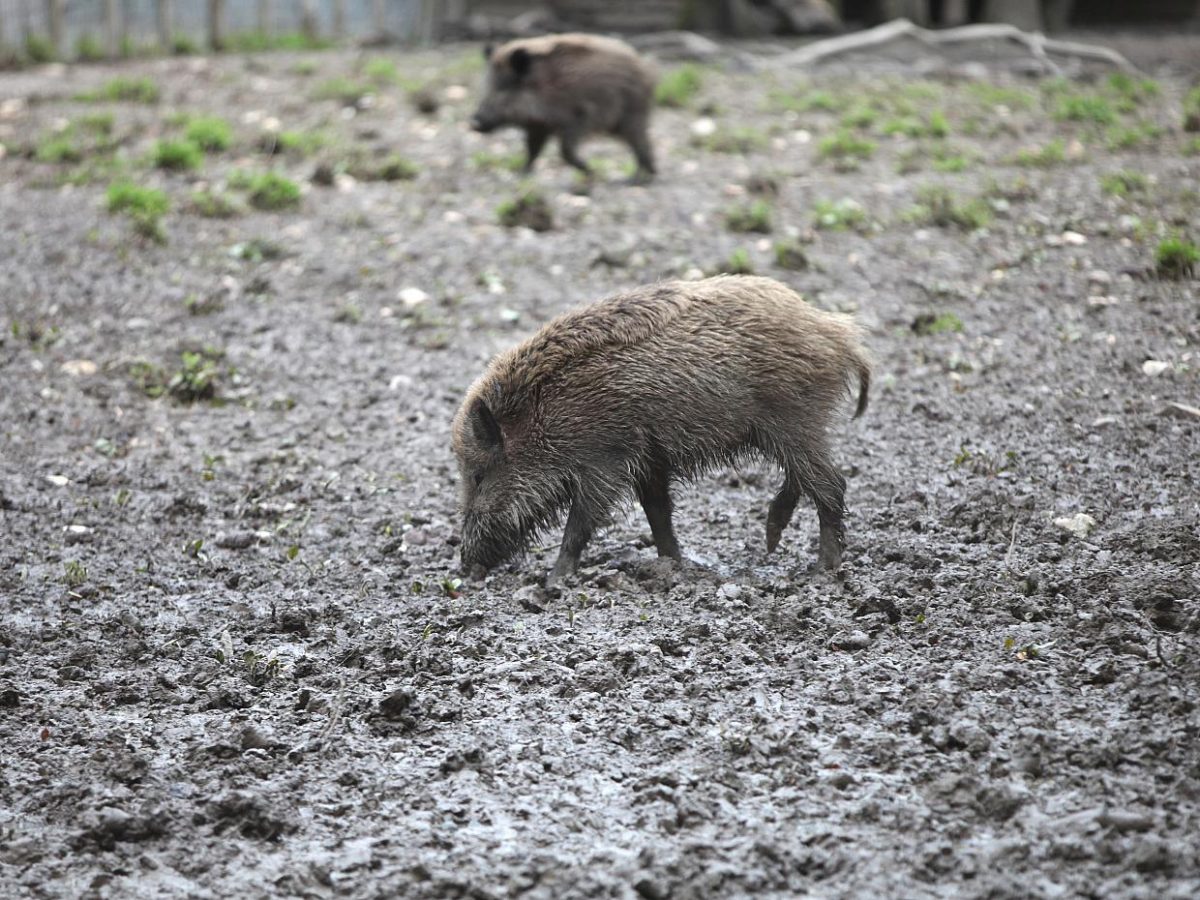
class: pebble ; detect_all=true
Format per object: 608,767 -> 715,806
215,531 -> 257,550
398,287 -> 429,308
63,524 -> 93,544
46,474 -> 70,487
833,629 -> 870,651
1054,513 -> 1096,538
1141,359 -> 1170,377
1086,269 -> 1112,286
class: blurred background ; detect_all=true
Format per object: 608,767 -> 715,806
1,0 -> 1197,64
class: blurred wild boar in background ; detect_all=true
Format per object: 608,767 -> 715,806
452,275 -> 871,584
470,33 -> 658,182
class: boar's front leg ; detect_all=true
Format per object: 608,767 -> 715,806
522,125 -> 550,173
549,500 -> 596,585
636,467 -> 681,561
557,127 -> 592,177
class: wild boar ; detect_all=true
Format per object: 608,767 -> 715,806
451,275 -> 871,584
469,33 -> 658,182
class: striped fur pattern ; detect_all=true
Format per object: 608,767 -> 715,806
451,275 -> 871,582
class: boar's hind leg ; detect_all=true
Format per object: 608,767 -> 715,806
637,468 -> 681,561
620,119 -> 656,182
807,461 -> 847,571
523,126 -> 550,173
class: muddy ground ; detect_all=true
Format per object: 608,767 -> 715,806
1,32 -> 1198,900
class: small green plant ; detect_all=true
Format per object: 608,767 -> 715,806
264,129 -> 326,157
773,238 -> 809,271
1100,170 -> 1148,197
1184,86 -> 1200,132
313,77 -> 369,105
24,34 -> 55,62
1013,139 -> 1068,167
185,116 -> 233,152
966,83 -> 1036,110
1054,94 -> 1117,125
229,170 -> 302,210
1155,235 -> 1199,279
35,135 -> 83,164
912,312 -> 964,336
1106,123 -> 1162,151
84,76 -> 160,103
106,181 -> 169,242
908,185 -> 992,231
931,149 -> 971,173
695,126 -> 768,154
171,33 -> 199,54
656,64 -> 703,107
152,138 -> 203,170
812,197 -> 867,231
1105,72 -> 1160,102
497,187 -> 553,231
797,89 -> 841,112
79,112 -> 115,134
470,150 -> 526,173
167,350 -> 221,402
725,200 -> 773,234
725,247 -> 754,275
63,560 -> 88,587
840,103 -> 878,130
348,153 -> 420,182
362,56 -> 400,84
75,33 -> 104,62
189,189 -> 242,218
817,130 -> 875,165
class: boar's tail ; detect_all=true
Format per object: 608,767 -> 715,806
852,358 -> 870,419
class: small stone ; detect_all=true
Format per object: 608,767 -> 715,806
63,524 -> 93,544
215,531 -> 256,550
398,287 -> 429,308
1086,269 -> 1112,286
1142,360 -> 1170,377
514,585 -> 547,612
379,688 -> 416,719
1099,809 -> 1154,832
444,84 -> 468,102
239,725 -> 276,751
690,117 -> 716,137
61,359 -> 97,377
1061,231 -> 1087,246
46,474 -> 70,487
1054,513 -> 1096,538
833,629 -> 870,651
716,583 -> 743,602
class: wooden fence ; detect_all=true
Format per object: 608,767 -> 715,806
0,0 -> 452,60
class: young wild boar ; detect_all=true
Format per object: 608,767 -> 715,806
469,33 -> 658,181
452,275 -> 871,584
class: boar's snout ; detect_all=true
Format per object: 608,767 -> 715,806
459,513 -> 522,573
469,111 -> 497,134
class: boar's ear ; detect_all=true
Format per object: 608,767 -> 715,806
510,47 -> 532,78
470,398 -> 504,450
482,42 -> 494,62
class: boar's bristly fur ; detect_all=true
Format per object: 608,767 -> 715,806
470,33 -> 657,181
451,275 -> 871,584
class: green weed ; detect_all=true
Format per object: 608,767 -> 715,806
656,64 -> 703,107
725,200 -> 773,234
185,116 -> 233,152
152,138 -> 203,170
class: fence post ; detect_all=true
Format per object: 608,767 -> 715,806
105,0 -> 119,57
372,0 -> 387,41
156,0 -> 174,51
47,0 -> 64,58
301,0 -> 318,42
208,0 -> 224,50
332,0 -> 346,39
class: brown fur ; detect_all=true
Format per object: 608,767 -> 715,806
451,275 -> 871,583
470,33 -> 658,180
